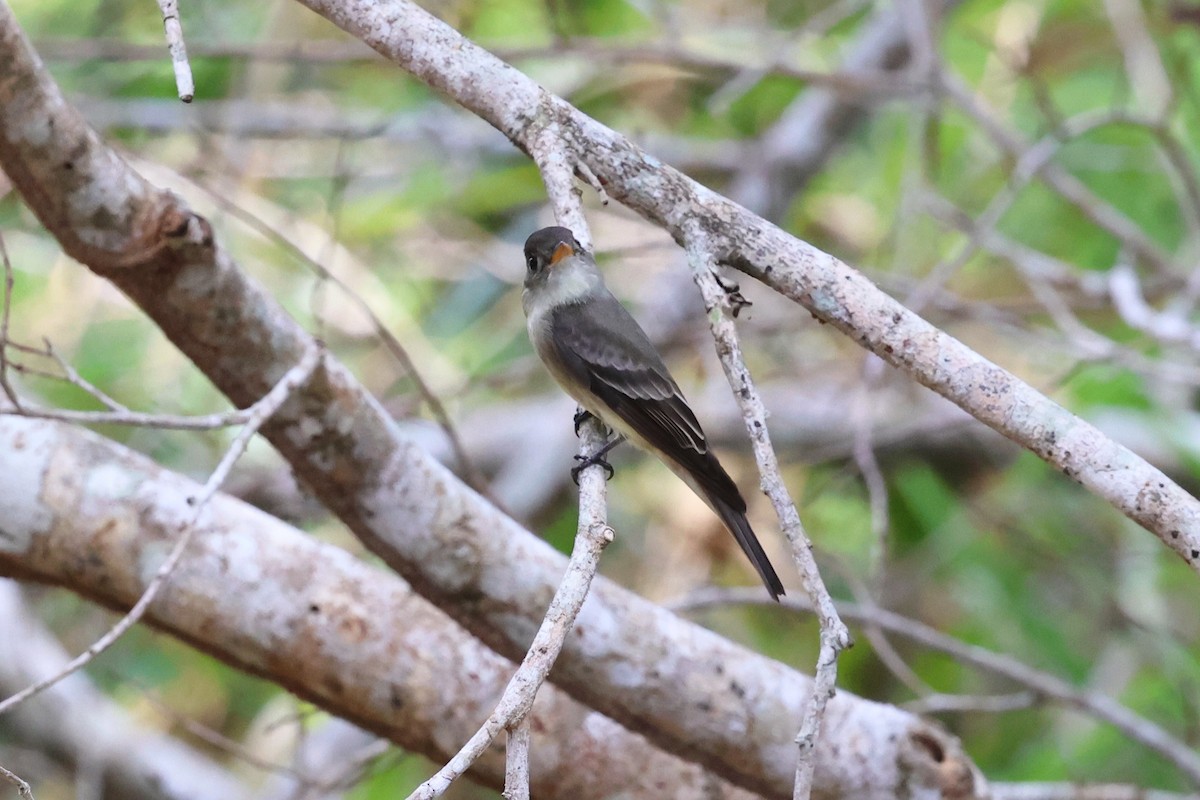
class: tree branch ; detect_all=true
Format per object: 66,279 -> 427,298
679,587 -> 1200,785
0,413 -> 960,800
0,3 -> 973,796
0,343 -> 319,717
0,582 -> 252,800
288,0 -> 1200,575
685,233 -> 851,800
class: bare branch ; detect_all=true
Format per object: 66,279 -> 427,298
0,344 -> 320,717
940,73 -> 1175,277
157,169 -> 495,498
503,720 -> 531,800
406,425 -> 613,799
1102,0 -> 1171,119
154,0 -> 194,102
0,764 -> 33,799
679,587 -> 1200,785
727,0 -> 958,215
0,336 -> 260,428
685,233 -> 851,800
0,414 -> 789,800
1109,264 -> 1200,352
281,0 -> 1200,575
258,720 -> 388,800
32,36 -> 380,64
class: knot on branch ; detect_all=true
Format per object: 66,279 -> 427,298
96,194 -> 214,273
902,726 -> 987,800
159,201 -> 214,254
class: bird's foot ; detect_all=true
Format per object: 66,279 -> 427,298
568,453 -> 614,484
571,431 -> 624,484
573,408 -> 597,437
571,452 -> 615,484
715,271 -> 752,318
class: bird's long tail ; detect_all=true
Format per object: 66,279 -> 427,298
709,493 -> 785,601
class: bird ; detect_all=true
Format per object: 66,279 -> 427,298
521,225 -> 785,600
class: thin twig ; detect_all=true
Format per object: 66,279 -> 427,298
0,764 -> 34,798
940,72 -> 1175,277
0,344 -> 320,717
0,231 -> 21,410
832,559 -> 929,694
678,587 -> 1200,786
503,718 -> 531,800
322,738 -> 391,793
851,356 -> 891,585
404,422 -> 613,800
40,338 -> 128,412
407,123 -> 611,800
574,160 -> 608,206
905,691 -> 1037,715
180,177 -> 495,499
135,688 -> 315,782
683,231 -> 850,800
924,192 -> 1200,386
1110,263 -> 1200,352
1,398 -> 261,429
0,336 -> 258,428
154,0 -> 194,102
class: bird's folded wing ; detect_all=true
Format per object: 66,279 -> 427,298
550,299 -> 746,510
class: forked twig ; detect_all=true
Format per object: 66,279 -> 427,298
0,345 -> 320,717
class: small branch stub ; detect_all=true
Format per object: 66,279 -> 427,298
155,0 -> 195,102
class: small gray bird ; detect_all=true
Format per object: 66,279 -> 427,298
521,226 -> 785,599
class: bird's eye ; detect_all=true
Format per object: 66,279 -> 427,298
526,256 -> 538,272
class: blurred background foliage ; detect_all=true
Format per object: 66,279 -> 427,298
2,0 -> 1200,796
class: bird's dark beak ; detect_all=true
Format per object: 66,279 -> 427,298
549,241 -> 575,266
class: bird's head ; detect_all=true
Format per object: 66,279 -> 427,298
523,226 -> 583,288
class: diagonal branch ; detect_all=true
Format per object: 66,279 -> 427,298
680,587 -> 1200,785
404,95 -> 614,799
685,232 -> 851,800
0,343 -> 320,717
289,0 -> 1200,576
0,416 -> 758,800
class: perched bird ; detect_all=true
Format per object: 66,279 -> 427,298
521,226 -> 785,599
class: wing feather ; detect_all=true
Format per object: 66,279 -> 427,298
546,291 -> 784,598
550,296 -> 747,508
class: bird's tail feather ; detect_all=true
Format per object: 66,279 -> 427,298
709,494 -> 785,601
